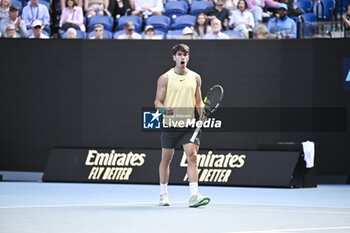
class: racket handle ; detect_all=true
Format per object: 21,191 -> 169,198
190,127 -> 201,143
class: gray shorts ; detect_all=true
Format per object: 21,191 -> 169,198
160,127 -> 201,149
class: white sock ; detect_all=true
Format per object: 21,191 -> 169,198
189,182 -> 198,196
160,183 -> 168,195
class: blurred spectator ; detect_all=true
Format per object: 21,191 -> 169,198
253,23 -> 276,38
342,3 -> 350,36
267,3 -> 296,38
279,0 -> 304,17
0,0 -> 10,21
22,0 -> 50,32
108,0 -> 132,18
85,0 -> 110,18
246,0 -> 280,24
61,0 -> 83,9
115,20 -> 141,39
193,13 -> 212,39
202,18 -> 229,39
181,26 -> 194,39
132,0 -> 163,18
3,24 -> 16,37
60,0 -> 85,32
66,27 -> 77,38
224,0 -> 239,11
90,23 -> 104,39
0,5 -> 28,38
203,0 -> 230,30
29,19 -> 49,38
229,0 -> 254,38
143,24 -> 162,39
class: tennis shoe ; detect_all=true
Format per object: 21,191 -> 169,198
159,193 -> 170,206
189,193 -> 210,208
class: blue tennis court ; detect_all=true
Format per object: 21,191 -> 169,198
1,182 -> 349,233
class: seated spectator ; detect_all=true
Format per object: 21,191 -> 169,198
253,23 -> 276,38
279,0 -> 304,17
143,24 -> 162,39
66,27 -> 77,38
193,13 -> 212,39
85,0 -> 110,18
202,18 -> 229,39
342,3 -> 350,36
229,0 -> 254,38
132,0 -> 163,19
3,24 -> 16,37
90,23 -> 104,39
29,20 -> 49,38
108,0 -> 133,18
0,6 -> 28,38
61,0 -> 83,9
115,21 -> 141,39
22,0 -> 50,32
182,26 -> 194,39
0,0 -> 10,21
203,0 -> 230,30
60,0 -> 85,32
267,3 -> 296,38
246,0 -> 280,24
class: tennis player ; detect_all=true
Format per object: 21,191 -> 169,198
154,44 -> 210,208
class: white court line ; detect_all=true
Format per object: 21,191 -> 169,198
214,201 -> 350,210
0,202 -> 185,209
226,226 -> 350,233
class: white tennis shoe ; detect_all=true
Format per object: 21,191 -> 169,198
189,193 -> 210,208
159,193 -> 170,206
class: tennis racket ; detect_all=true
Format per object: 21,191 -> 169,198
190,85 -> 224,143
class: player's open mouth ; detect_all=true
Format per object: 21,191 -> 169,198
181,61 -> 185,65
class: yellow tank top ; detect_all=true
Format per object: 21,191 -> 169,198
163,68 -> 197,127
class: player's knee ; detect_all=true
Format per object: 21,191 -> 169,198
187,153 -> 197,165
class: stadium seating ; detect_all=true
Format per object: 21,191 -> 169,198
164,1 -> 189,21
89,15 -> 114,32
146,15 -> 171,32
222,30 -> 244,39
313,0 -> 335,20
190,1 -> 214,15
141,29 -> 165,39
39,0 -> 50,12
117,15 -> 142,32
172,15 -> 196,30
166,29 -> 183,39
336,0 -> 349,12
297,13 -> 317,38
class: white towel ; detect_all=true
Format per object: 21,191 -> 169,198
302,141 -> 315,168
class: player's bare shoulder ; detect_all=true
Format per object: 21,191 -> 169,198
157,72 -> 169,88
191,71 -> 202,87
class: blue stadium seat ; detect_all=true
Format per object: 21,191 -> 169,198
89,15 -> 114,32
117,15 -> 142,33
312,0 -> 335,20
293,0 -> 313,13
10,0 -> 23,15
113,30 -> 124,38
297,13 -> 316,37
61,30 -> 86,39
166,29 -> 183,39
87,30 -> 113,39
336,0 -> 349,12
165,1 -> 189,21
222,30 -> 244,39
172,15 -> 196,30
190,1 -> 214,15
146,15 -> 171,33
